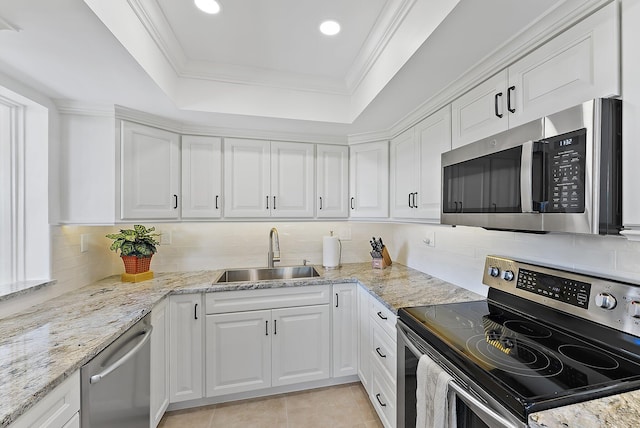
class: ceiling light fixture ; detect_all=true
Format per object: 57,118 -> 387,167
319,20 -> 341,36
194,0 -> 221,14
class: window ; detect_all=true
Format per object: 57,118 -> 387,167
0,82 -> 50,293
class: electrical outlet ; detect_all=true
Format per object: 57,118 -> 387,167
423,231 -> 435,247
80,234 -> 89,253
339,227 -> 352,241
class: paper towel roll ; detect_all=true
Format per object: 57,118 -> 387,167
323,236 -> 341,269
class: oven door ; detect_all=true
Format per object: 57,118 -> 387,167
398,321 -> 525,428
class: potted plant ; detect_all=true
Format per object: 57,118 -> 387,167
106,225 -> 159,274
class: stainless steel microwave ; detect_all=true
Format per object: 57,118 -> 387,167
441,99 -> 622,234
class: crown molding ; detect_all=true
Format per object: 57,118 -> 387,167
114,105 -> 348,145
55,100 -> 115,117
348,0 -> 613,144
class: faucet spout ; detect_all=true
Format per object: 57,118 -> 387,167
268,227 -> 280,268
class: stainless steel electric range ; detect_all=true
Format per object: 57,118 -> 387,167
398,255 -> 640,427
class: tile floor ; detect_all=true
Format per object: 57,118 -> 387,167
158,382 -> 383,428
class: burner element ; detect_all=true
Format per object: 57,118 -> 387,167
558,345 -> 620,370
466,334 -> 564,378
503,320 -> 553,338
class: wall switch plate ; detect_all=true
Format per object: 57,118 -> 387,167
339,227 -> 352,241
423,231 -> 435,247
80,234 -> 89,253
160,230 -> 172,245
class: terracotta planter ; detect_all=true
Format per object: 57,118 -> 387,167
121,255 -> 152,274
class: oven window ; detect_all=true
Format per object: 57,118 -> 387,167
442,146 -> 522,213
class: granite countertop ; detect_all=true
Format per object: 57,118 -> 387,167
0,262 -> 481,426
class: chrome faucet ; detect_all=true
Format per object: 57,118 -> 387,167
268,227 -> 280,268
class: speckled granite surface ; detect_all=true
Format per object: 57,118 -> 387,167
0,263 -> 481,427
529,389 -> 640,427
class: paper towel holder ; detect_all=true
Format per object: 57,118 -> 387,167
323,231 -> 342,269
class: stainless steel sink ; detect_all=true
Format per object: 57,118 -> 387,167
215,266 -> 320,283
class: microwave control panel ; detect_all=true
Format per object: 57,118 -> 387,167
544,129 -> 586,213
516,268 -> 591,309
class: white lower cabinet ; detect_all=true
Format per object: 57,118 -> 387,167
357,285 -> 372,393
150,299 -> 170,428
205,286 -> 331,398
332,283 -> 358,378
10,371 -> 80,428
169,294 -> 204,403
368,298 -> 397,428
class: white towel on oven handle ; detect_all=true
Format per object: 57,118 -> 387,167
416,354 -> 457,428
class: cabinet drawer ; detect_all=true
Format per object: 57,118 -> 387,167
371,364 -> 397,428
10,372 -> 80,428
370,298 -> 397,340
371,327 -> 397,384
206,285 -> 330,314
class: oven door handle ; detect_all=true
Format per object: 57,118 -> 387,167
448,379 -> 519,428
520,140 -> 535,213
398,325 -> 520,428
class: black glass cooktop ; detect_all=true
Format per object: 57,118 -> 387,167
399,296 -> 640,419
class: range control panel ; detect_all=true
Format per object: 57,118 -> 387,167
516,268 -> 591,309
482,255 -> 640,338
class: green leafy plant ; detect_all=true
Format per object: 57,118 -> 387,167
106,225 -> 160,258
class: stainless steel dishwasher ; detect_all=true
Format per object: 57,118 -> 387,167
81,314 -> 152,428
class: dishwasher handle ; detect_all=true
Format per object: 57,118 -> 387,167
89,326 -> 153,384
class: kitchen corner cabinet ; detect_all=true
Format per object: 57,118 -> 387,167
390,106 -> 451,221
224,138 -> 314,218
9,371 -> 80,428
120,121 -> 180,220
169,293 -> 203,403
451,1 -> 619,148
205,286 -> 331,397
150,299 -> 170,428
316,144 -> 349,218
332,283 -> 358,377
349,141 -> 389,218
181,136 -> 222,219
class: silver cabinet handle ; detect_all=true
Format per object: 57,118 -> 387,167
89,327 -> 153,384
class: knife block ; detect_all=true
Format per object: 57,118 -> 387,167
372,246 -> 392,269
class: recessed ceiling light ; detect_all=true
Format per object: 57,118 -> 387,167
319,20 -> 341,36
195,0 -> 221,14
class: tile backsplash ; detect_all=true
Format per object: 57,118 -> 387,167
5,220 -> 640,317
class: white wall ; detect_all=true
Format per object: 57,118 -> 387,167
390,223 -> 640,297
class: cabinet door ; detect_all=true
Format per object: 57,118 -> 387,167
415,105 -> 452,221
508,2 -> 620,128
332,283 -> 358,377
205,310 -> 271,396
390,128 -> 416,219
181,136 -> 222,218
120,121 -> 180,220
270,141 -> 314,217
349,141 -> 389,218
451,70 -> 508,149
271,305 -> 330,386
357,286 -> 372,393
169,294 -> 203,403
317,144 -> 349,218
224,138 -> 270,218
150,299 -> 169,428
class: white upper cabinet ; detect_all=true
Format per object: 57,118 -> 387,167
316,145 -> 349,218
349,141 -> 389,218
391,106 -> 451,221
452,2 -> 620,148
270,141 -> 315,218
181,136 -> 222,219
224,138 -> 271,218
120,121 -> 180,220
224,138 -> 314,218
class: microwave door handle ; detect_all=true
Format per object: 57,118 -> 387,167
520,140 -> 534,213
